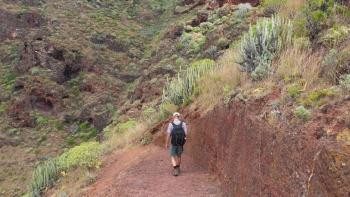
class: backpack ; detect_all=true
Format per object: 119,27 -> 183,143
170,121 -> 186,146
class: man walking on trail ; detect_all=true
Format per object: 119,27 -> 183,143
165,112 -> 188,176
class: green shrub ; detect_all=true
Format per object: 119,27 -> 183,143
180,32 -> 206,54
159,102 -> 178,120
294,105 -> 311,121
287,84 -> 303,99
322,49 -> 350,83
238,15 -> 293,80
0,102 -> 6,115
305,0 -> 335,40
339,74 -> 350,91
29,159 -> 59,197
299,88 -> 336,106
320,25 -> 350,47
58,142 -> 102,170
117,119 -> 137,131
142,107 -> 157,120
162,59 -> 215,105
76,122 -> 98,141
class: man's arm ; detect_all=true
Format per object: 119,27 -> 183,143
165,123 -> 172,148
165,133 -> 171,149
182,122 -> 188,136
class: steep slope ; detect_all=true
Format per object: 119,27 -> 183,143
184,93 -> 350,196
0,0 -> 262,195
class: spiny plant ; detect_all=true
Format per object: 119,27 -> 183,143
238,15 -> 293,80
162,59 -> 215,105
29,159 -> 59,197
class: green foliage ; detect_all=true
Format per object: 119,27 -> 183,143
2,72 -> 17,91
142,107 -> 157,119
299,88 -> 336,107
294,105 -> 311,121
159,102 -> 178,120
58,142 -> 102,170
76,122 -> 98,141
0,102 -> 6,115
305,0 -> 335,40
238,15 -> 293,80
322,49 -> 350,83
320,25 -> 350,47
179,32 -> 206,54
117,119 -> 137,132
29,159 -> 59,197
162,59 -> 215,105
339,74 -> 350,91
287,84 -> 303,99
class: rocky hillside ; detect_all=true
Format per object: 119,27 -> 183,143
1,0 -> 350,196
0,0 -> 261,196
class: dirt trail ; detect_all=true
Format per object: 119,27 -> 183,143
84,144 -> 222,197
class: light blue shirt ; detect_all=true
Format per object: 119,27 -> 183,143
166,119 -> 188,135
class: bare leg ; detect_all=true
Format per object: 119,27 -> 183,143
178,156 -> 182,166
171,156 -> 177,167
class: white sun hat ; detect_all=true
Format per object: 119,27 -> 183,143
173,112 -> 180,117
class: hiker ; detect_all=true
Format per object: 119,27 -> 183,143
165,112 -> 188,176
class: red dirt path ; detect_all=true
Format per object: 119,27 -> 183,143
83,145 -> 223,197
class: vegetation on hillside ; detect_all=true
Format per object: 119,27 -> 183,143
0,0 -> 349,196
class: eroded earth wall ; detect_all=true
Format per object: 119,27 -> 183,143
186,100 -> 350,196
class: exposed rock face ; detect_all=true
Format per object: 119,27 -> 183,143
17,41 -> 84,83
184,98 -> 350,196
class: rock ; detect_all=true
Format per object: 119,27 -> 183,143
78,98 -> 112,131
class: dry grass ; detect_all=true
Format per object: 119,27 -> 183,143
280,0 -> 306,18
193,49 -> 241,111
102,122 -> 150,154
46,121 -> 150,196
273,46 -> 325,91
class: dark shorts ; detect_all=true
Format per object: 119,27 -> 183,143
169,145 -> 183,157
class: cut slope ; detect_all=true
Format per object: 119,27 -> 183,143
83,145 -> 222,197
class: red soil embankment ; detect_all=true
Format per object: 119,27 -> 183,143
183,97 -> 350,196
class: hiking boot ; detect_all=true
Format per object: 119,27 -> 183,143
173,167 -> 179,176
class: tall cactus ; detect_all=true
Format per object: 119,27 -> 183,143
162,59 -> 215,105
238,15 -> 293,80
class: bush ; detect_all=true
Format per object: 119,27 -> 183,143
322,49 -> 350,83
29,159 -> 59,197
294,105 -> 311,121
305,0 -> 335,40
159,102 -> 178,120
299,88 -> 336,107
117,119 -> 137,131
339,74 -> 350,91
180,32 -> 206,54
320,25 -> 350,47
162,59 -> 215,105
58,142 -> 102,170
238,15 -> 293,80
287,84 -> 303,99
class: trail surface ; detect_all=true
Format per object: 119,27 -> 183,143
84,145 -> 222,197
